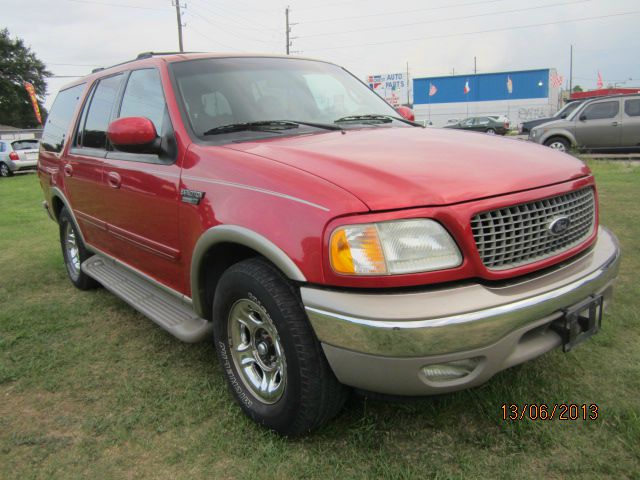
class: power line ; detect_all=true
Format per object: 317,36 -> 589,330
303,10 -> 640,51
297,0 -> 508,25
189,0 -> 280,33
47,62 -> 102,67
188,9 -> 280,46
188,24 -> 241,52
65,0 -> 169,11
299,0 -> 589,38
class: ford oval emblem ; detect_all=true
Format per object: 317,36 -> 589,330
548,216 -> 571,235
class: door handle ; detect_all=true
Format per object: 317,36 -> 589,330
107,171 -> 122,189
611,121 -> 619,127
63,164 -> 73,177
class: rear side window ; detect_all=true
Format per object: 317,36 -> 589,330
41,84 -> 85,153
119,69 -> 166,134
624,99 -> 640,117
0,142 -> 5,152
11,140 -> 39,151
582,101 -> 619,120
78,74 -> 124,150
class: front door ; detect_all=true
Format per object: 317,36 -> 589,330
621,98 -> 640,148
574,99 -> 622,149
99,68 -> 184,293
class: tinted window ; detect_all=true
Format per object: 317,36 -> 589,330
81,74 -> 124,149
624,99 -> 640,117
0,142 -> 5,152
582,101 -> 619,120
119,69 -> 166,133
41,84 -> 85,153
11,140 -> 39,150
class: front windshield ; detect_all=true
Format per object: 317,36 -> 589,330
170,57 -> 403,139
554,101 -> 580,119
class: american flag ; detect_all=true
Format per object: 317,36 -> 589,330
550,72 -> 564,88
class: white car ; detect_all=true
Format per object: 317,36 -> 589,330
0,139 -> 39,177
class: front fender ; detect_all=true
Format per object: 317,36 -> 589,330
540,128 -> 577,146
190,224 -> 306,317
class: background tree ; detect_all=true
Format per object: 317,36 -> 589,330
572,85 -> 584,93
0,28 -> 51,128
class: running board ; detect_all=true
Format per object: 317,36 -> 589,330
82,255 -> 212,343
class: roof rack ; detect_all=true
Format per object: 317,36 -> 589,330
136,51 -> 200,59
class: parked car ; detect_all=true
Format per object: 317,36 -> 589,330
520,100 -> 583,134
443,115 -> 510,134
530,94 -> 640,152
39,52 -> 620,436
0,139 -> 39,177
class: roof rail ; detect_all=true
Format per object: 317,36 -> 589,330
136,51 -> 200,59
91,67 -> 105,73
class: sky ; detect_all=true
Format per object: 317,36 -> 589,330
2,0 -> 639,109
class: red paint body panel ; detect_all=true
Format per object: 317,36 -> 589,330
107,116 -> 157,146
38,53 -> 601,298
225,127 -> 590,211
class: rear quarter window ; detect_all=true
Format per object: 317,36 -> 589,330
624,99 -> 640,117
41,83 -> 86,153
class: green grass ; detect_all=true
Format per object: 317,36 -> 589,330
1,163 -> 639,479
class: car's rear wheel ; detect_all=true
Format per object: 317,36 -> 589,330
0,163 -> 13,177
212,258 -> 347,436
59,207 -> 99,290
544,136 -> 570,152
485,128 -> 496,135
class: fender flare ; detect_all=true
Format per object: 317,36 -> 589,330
540,129 -> 577,147
49,187 -> 89,245
190,225 -> 307,317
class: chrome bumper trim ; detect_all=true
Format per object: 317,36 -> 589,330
302,227 -> 620,357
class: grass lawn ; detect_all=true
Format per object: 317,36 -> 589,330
1,162 -> 639,479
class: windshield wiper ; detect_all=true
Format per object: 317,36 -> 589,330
203,120 -> 342,136
334,114 -> 424,127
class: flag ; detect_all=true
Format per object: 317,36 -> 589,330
464,80 -> 470,94
550,72 -> 564,88
506,75 -> 513,94
597,71 -> 604,89
429,82 -> 437,96
24,82 -> 42,125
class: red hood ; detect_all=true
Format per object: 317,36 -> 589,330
224,127 -> 590,211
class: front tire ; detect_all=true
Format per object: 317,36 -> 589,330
59,207 -> 99,290
485,128 -> 496,135
0,163 -> 13,177
212,258 -> 347,436
544,136 -> 570,152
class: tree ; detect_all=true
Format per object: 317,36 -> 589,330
0,29 -> 51,128
572,85 -> 583,93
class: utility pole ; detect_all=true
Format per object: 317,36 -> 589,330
474,56 -> 477,75
285,6 -> 290,55
173,1 -> 185,53
406,61 -> 410,105
569,44 -> 573,93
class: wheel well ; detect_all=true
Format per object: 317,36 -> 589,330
51,196 -> 65,222
545,135 -> 571,146
199,242 -> 262,320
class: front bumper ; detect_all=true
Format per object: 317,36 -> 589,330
302,227 -> 620,395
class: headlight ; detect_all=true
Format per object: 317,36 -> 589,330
329,219 -> 462,275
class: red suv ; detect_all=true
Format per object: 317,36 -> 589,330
39,53 -> 620,435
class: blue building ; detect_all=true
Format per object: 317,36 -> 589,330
412,68 -> 561,128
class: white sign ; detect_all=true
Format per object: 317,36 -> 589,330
367,73 -> 408,107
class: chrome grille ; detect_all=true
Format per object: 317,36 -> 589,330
471,187 -> 596,270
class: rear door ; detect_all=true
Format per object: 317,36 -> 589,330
621,98 -> 640,148
574,99 -> 622,148
99,68 -> 184,292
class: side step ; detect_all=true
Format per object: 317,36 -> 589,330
82,255 -> 212,343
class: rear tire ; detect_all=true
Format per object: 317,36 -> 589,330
0,163 -> 13,177
544,136 -> 570,152
59,207 -> 99,290
212,258 -> 347,436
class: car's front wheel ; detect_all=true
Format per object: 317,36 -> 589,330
59,207 -> 99,290
212,258 -> 347,436
544,136 -> 570,152
485,128 -> 496,135
0,163 -> 13,177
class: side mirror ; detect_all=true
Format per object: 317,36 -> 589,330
579,114 -> 587,121
396,106 -> 415,122
107,117 -> 159,153
560,114 -> 567,119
